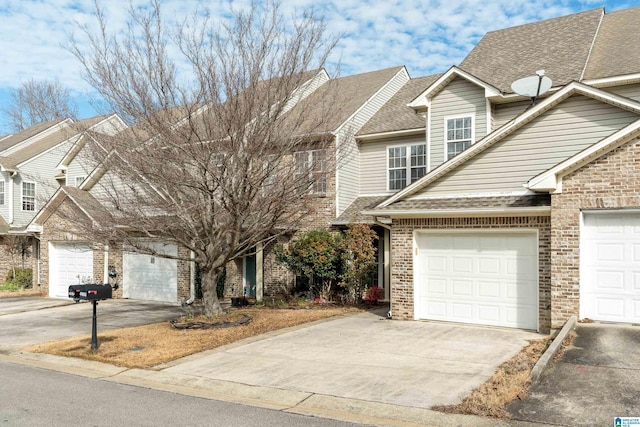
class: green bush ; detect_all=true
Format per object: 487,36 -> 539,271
5,268 -> 33,289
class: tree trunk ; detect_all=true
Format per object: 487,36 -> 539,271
201,267 -> 224,317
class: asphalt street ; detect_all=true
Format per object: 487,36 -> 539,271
0,360 -> 365,427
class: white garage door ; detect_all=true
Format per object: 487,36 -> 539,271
49,242 -> 93,299
123,243 -> 177,303
581,212 -> 640,323
414,231 -> 538,330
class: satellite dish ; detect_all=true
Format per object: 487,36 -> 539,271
511,71 -> 552,104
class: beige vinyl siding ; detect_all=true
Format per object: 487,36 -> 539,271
413,95 -> 640,197
337,69 -> 409,215
493,100 -> 531,129
88,170 -> 128,208
608,83 -> 640,103
282,72 -> 330,115
65,145 -> 96,187
359,134 -> 426,195
90,116 -> 126,136
429,78 -> 487,170
13,141 -> 73,226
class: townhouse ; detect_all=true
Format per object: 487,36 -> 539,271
21,6 -> 640,334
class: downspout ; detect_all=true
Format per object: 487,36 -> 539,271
182,250 -> 196,306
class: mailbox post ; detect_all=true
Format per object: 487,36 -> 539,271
68,284 -> 113,349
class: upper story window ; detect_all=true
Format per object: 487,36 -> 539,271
22,182 -> 35,211
75,176 -> 86,187
388,144 -> 427,191
0,181 -> 5,205
294,149 -> 327,195
446,115 -> 473,160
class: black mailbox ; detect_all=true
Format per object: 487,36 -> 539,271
68,284 -> 112,302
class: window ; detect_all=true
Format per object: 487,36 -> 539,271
75,176 -> 86,187
387,144 -> 427,191
22,182 -> 35,211
0,181 -> 4,205
295,149 -> 327,195
446,116 -> 473,159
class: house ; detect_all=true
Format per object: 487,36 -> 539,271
352,6 -> 640,333
28,67 -> 409,303
225,65 -> 410,300
0,115 -> 125,281
28,6 -> 640,332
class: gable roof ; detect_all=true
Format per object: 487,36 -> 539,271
0,119 -> 67,153
407,67 -> 500,109
357,74 -> 441,136
583,6 -> 640,81
283,66 -> 406,136
459,8 -> 603,93
378,81 -> 640,208
0,125 -> 81,172
28,185 -> 112,230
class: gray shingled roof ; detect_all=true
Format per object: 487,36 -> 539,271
0,119 -> 67,153
357,74 -> 441,136
61,186 -> 113,223
459,8 -> 603,93
0,123 -> 83,171
283,66 -> 405,135
583,6 -> 640,80
378,194 -> 551,211
334,195 -> 390,224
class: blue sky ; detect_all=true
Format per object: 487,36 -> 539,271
0,0 -> 634,134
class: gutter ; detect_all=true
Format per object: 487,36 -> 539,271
362,206 -> 551,218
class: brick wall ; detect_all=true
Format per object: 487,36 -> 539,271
390,216 -> 551,333
39,197 -> 192,303
551,137 -> 640,328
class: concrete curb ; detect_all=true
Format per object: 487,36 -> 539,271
530,315 -> 576,382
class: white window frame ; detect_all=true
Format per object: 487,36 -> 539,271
444,114 -> 475,160
0,180 -> 5,205
294,149 -> 327,195
21,181 -> 36,212
75,176 -> 86,187
386,143 -> 427,192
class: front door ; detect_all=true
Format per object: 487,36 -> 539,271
244,254 -> 257,297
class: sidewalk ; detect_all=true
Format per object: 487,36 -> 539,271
0,350 -> 543,427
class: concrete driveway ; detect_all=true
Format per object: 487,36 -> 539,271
0,297 -> 192,351
508,323 -> 640,426
164,310 -> 542,409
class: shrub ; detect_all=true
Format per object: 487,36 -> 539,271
5,268 -> 33,289
364,286 -> 383,304
339,224 -> 378,303
275,231 -> 342,301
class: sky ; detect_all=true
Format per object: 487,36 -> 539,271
0,0 -> 634,134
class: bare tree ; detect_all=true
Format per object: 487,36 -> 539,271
3,79 -> 78,132
67,0 -> 340,315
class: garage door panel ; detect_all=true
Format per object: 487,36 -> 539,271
415,232 -> 538,330
451,303 -> 473,320
582,213 -> 640,323
478,281 -> 499,298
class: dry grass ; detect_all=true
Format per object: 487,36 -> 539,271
0,288 -> 42,298
433,337 -> 551,418
27,306 -> 361,369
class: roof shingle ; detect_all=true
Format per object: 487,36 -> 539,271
358,74 -> 441,136
459,8 -> 603,93
379,194 -> 551,211
583,6 -> 640,80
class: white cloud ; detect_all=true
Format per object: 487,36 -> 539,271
0,0 -> 630,129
